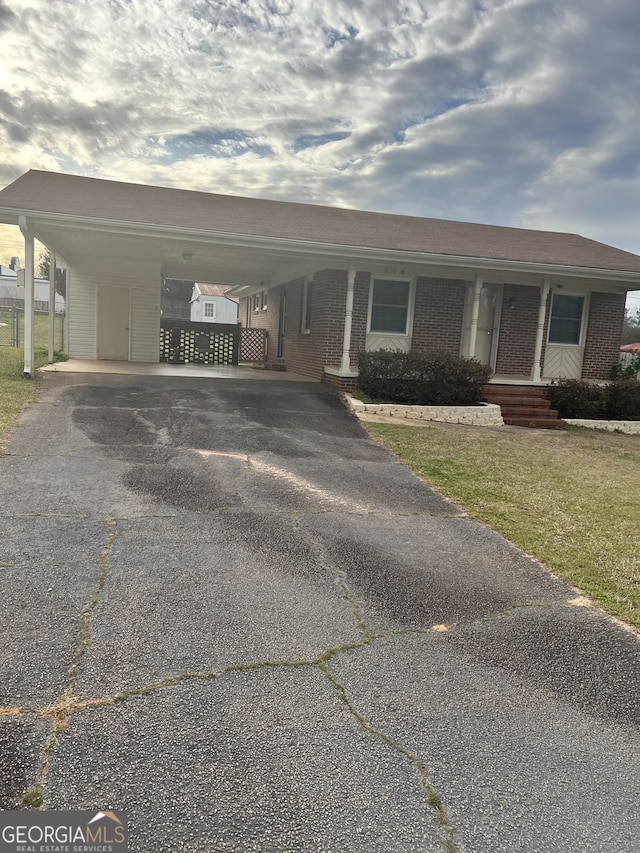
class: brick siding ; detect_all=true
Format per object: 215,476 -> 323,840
494,284 -> 540,376
582,292 -> 626,379
411,278 -> 466,354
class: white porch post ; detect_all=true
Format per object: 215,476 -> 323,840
467,274 -> 483,359
340,266 -> 356,373
532,279 -> 550,382
19,217 -> 35,378
48,251 -> 56,363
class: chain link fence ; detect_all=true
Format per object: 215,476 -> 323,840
0,307 -> 65,352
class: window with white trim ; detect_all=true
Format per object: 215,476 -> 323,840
301,278 -> 312,333
203,301 -> 216,319
548,294 -> 584,345
369,278 -> 411,334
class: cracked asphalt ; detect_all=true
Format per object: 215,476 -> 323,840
1,372 -> 639,853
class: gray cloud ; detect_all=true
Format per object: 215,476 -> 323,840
0,0 -> 638,271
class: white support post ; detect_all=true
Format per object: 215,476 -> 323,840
19,217 -> 35,377
340,266 -> 356,373
48,251 -> 56,363
467,274 -> 483,359
532,279 -> 550,382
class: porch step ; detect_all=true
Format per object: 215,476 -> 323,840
482,384 -> 567,430
503,416 -> 567,430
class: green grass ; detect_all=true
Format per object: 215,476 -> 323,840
366,421 -> 640,628
0,308 -> 65,351
0,347 -> 50,450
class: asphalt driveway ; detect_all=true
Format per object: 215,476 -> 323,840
1,373 -> 639,852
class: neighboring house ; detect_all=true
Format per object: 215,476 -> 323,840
190,283 -> 238,324
0,265 -> 65,312
1,169 -> 639,384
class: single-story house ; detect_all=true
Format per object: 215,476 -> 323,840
190,283 -> 239,324
1,169 -> 639,385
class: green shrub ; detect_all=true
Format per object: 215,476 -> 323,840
606,379 -> 640,420
611,355 -> 640,380
548,380 -> 607,419
357,350 -> 492,406
548,378 -> 640,420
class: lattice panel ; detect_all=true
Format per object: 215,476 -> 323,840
160,321 -> 239,365
240,328 -> 267,362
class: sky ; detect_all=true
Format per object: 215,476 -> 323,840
0,0 -> 638,310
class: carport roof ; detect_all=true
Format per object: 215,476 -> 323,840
1,169 -> 640,276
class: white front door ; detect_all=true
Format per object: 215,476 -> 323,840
97,286 -> 130,360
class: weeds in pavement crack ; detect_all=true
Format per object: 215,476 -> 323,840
20,519 -> 118,809
318,661 -> 458,853
292,514 -> 372,641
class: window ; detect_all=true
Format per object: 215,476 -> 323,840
253,291 -> 268,312
203,301 -> 216,319
548,294 -> 584,345
301,278 -> 312,333
369,279 -> 411,334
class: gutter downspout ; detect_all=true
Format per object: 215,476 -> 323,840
532,279 -> 550,382
340,266 -> 356,373
19,216 -> 35,378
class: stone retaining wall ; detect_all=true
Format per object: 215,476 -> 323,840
345,395 -> 504,426
564,419 -> 640,435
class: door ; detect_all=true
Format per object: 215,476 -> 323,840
475,284 -> 502,367
97,286 -> 130,360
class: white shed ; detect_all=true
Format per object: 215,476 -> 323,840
190,283 -> 239,324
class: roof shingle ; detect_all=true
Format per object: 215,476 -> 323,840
1,170 -> 639,273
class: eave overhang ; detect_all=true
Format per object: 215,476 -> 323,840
3,207 -> 640,289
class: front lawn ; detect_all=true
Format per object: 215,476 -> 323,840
366,421 -> 640,628
0,348 -> 49,450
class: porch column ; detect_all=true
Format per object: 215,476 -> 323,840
532,279 -> 550,382
48,251 -> 56,363
340,266 -> 356,373
19,217 -> 35,378
467,274 -> 483,358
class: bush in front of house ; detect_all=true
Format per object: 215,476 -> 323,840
547,380 -> 608,419
548,379 -> 640,420
606,379 -> 640,420
356,349 -> 492,406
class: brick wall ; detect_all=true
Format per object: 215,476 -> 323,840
239,290 -> 280,363
411,277 -> 466,354
582,291 -> 626,379
494,284 -> 540,375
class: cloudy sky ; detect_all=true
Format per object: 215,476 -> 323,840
0,0 -> 638,308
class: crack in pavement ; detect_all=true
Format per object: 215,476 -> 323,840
2,520 -> 467,853
1,495 -> 590,851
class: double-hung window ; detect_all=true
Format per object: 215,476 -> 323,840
548,294 -> 584,345
203,301 -> 216,319
369,278 -> 411,334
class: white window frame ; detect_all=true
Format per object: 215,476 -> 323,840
203,301 -> 216,319
262,290 -> 268,311
367,276 -> 415,336
301,276 -> 312,334
547,290 -> 589,347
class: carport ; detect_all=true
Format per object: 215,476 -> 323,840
0,171 -> 356,376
